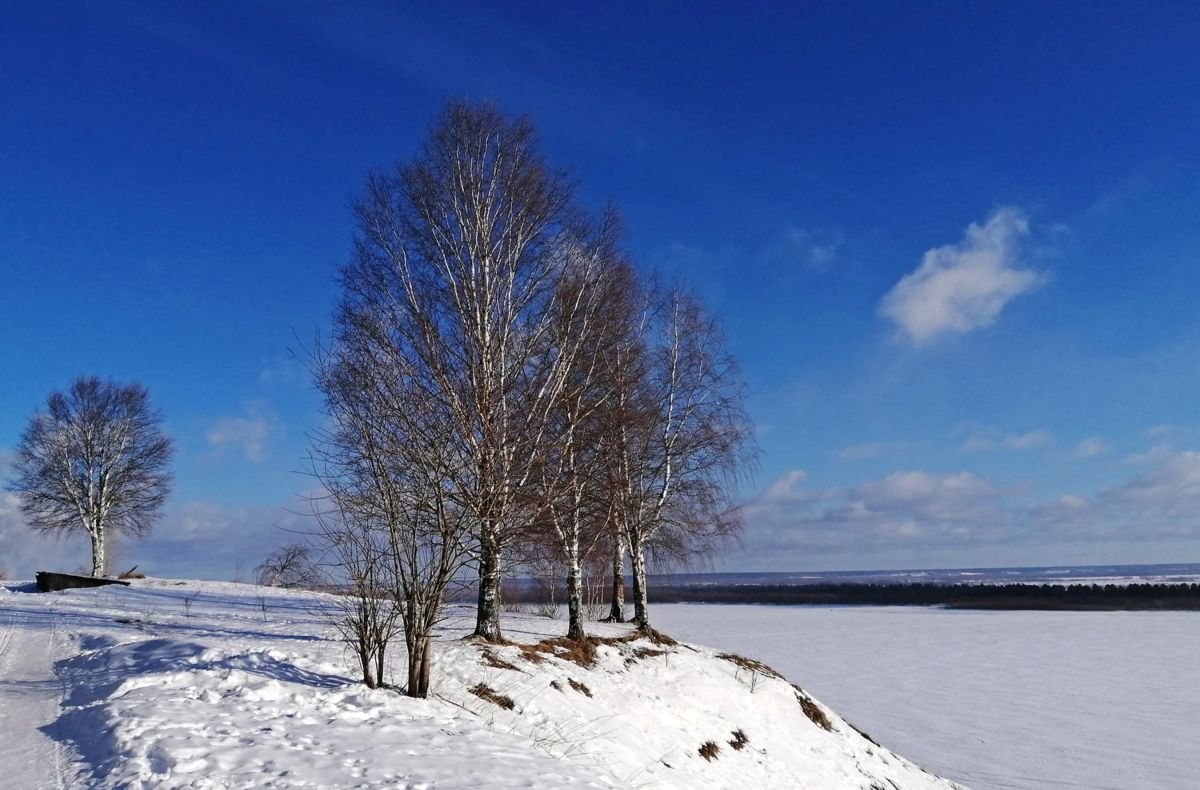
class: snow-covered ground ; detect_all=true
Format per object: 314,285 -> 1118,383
0,579 -> 959,789
652,603 -> 1200,790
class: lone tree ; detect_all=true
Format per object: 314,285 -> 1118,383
8,376 -> 174,577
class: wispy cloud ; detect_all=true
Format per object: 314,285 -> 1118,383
961,428 -> 1052,454
206,402 -> 279,462
663,224 -> 844,277
836,442 -> 891,461
1071,437 -> 1110,460
769,226 -> 844,271
879,207 -> 1044,345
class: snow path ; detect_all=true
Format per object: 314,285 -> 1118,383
652,603 -> 1200,790
0,599 -> 68,788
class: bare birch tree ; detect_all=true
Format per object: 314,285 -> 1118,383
8,376 -> 173,577
346,100 -> 589,642
532,227 -> 628,639
605,283 -> 756,632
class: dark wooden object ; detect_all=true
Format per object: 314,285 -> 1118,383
35,571 -> 131,593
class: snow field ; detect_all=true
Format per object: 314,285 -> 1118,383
0,580 -> 961,789
652,603 -> 1200,790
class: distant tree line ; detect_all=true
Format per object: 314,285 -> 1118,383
308,100 -> 755,696
645,582 -> 1200,610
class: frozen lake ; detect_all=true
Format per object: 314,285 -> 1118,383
651,603 -> 1199,790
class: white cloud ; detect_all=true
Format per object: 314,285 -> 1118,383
0,453 -> 88,578
1125,444 -> 1174,466
129,496 -> 318,580
206,403 -> 279,462
0,493 -> 66,578
743,468 -> 1006,558
1107,450 -> 1200,507
879,207 -> 1044,345
851,470 -> 999,519
740,448 -> 1200,569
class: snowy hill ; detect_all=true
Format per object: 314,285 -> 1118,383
0,579 -> 963,789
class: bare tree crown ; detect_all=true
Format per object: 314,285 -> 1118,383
9,376 -> 173,576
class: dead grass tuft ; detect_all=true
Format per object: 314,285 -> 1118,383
515,643 -> 548,665
469,682 -> 515,710
793,685 -> 832,731
716,652 -> 783,679
512,630 -> 676,670
639,627 -> 678,646
480,650 -> 518,671
520,636 -> 599,667
728,728 -> 749,750
567,678 -> 593,697
698,740 -> 721,761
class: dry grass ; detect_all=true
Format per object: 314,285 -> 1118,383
716,652 -> 783,680
510,629 -> 676,670
728,728 -> 749,750
516,636 -> 599,667
469,682 -> 515,710
793,685 -> 832,731
698,740 -> 721,761
638,627 -> 678,646
480,650 -> 519,671
567,678 -> 593,697
515,643 -> 549,665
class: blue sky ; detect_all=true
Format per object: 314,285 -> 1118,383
3,1 -> 1200,578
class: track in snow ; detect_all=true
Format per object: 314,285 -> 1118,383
0,599 -> 71,788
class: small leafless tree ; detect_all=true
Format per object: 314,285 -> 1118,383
8,376 -> 173,577
311,304 -> 471,696
581,548 -> 609,621
255,543 -> 321,588
315,504 -> 401,690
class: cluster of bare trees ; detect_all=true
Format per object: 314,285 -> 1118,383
310,100 -> 754,696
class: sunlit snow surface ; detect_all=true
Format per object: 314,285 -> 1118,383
652,603 -> 1200,790
0,579 -> 960,789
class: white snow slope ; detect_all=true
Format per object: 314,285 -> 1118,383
0,579 -> 962,789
